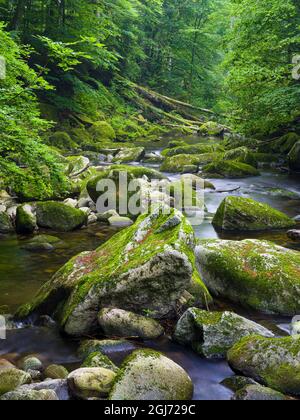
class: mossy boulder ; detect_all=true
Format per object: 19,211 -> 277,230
260,133 -> 300,154
21,235 -> 63,252
86,165 -> 165,204
227,335 -> 300,396
196,239 -> 300,315
288,141 -> 300,172
199,121 -> 224,136
212,196 -> 296,231
44,365 -> 69,380
160,153 -> 222,173
113,147 -> 145,163
67,367 -> 116,400
167,140 -> 187,148
81,352 -> 118,373
35,201 -> 87,232
224,147 -> 257,167
232,384 -> 287,401
98,308 -> 164,339
0,211 -> 14,234
202,160 -> 260,178
1,389 -> 58,400
0,369 -> 31,396
16,204 -> 37,234
174,308 -> 273,359
88,121 -> 116,142
109,350 -> 193,400
16,207 -> 210,336
48,132 -> 77,151
162,144 -> 220,158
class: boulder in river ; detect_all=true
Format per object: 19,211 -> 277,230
35,201 -> 87,232
213,196 -> 296,231
160,153 -> 221,173
112,147 -> 145,163
67,367 -> 116,400
21,235 -> 63,252
16,207 -> 211,336
288,141 -> 300,172
109,349 -> 193,400
44,365 -> 69,380
173,308 -> 274,359
227,335 -> 300,396
0,368 -> 31,396
16,204 -> 37,234
196,239 -> 300,315
162,143 -> 219,158
0,211 -> 14,234
202,160 -> 260,178
232,384 -> 287,401
224,146 -> 257,167
98,308 -> 164,339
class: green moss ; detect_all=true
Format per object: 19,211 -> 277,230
212,196 -> 296,231
15,204 -> 36,234
35,201 -> 87,232
82,352 -> 118,373
202,160 -> 260,178
88,121 -> 116,141
47,132 -> 78,151
224,147 -> 258,167
199,121 -> 224,136
160,153 -> 223,173
0,211 -> 14,234
161,144 -> 221,157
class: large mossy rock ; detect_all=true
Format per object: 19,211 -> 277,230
48,131 -> 77,151
0,369 -> 31,396
0,211 -> 14,234
88,121 -> 116,142
227,335 -> 300,396
288,141 -> 300,172
109,350 -> 193,400
35,201 -> 87,232
173,308 -> 273,359
224,147 -> 257,167
16,207 -> 211,336
212,196 -> 296,231
202,160 -> 260,178
196,239 -> 300,316
162,144 -> 221,158
86,165 -> 165,203
112,147 -> 145,163
160,153 -> 222,173
232,384 -> 287,401
259,133 -> 300,154
199,121 -> 224,136
98,308 -> 164,339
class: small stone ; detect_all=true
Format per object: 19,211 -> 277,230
44,365 -> 69,380
1,389 -> 58,400
67,368 -> 116,400
21,357 -> 43,372
108,216 -> 133,227
63,198 -> 78,208
96,209 -> 119,222
0,369 -> 31,396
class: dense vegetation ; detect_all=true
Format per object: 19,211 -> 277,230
0,0 -> 299,197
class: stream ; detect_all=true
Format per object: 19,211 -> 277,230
0,135 -> 299,400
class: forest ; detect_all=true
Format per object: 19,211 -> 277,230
0,0 -> 300,402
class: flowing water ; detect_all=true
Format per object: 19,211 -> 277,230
0,135 -> 299,400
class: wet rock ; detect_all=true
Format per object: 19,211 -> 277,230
0,211 -> 14,234
66,156 -> 90,178
67,368 -> 116,400
16,204 -> 37,234
44,365 -> 69,380
224,147 -> 257,167
35,201 -> 87,232
96,209 -> 119,222
213,196 -> 296,231
112,147 -> 145,163
81,352 -> 118,373
0,368 -> 31,396
174,308 -> 274,359
287,229 -> 300,241
160,153 -> 220,173
21,357 -> 43,372
109,349 -> 193,400
196,239 -> 300,316
98,308 -> 164,339
17,379 -> 70,400
291,317 -> 300,336
227,335 -> 300,396
78,339 -> 137,359
63,198 -> 78,208
17,207 -> 210,336
162,143 -> 219,158
21,235 -> 62,252
221,376 -> 259,392
202,160 -> 260,178
232,384 -> 287,401
1,389 -> 58,400
87,213 -> 98,225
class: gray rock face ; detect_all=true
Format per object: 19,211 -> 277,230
195,239 -> 300,316
98,308 -> 164,339
232,384 -> 287,401
174,308 -> 274,359
109,350 -> 193,400
227,335 -> 300,396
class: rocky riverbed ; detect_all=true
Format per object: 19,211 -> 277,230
0,133 -> 300,400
